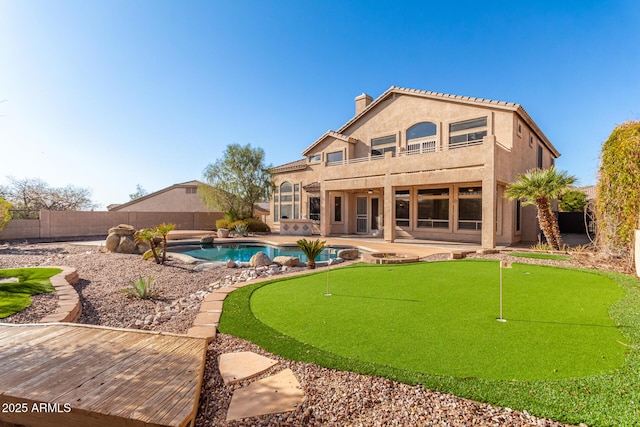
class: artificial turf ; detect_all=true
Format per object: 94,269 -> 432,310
0,267 -> 60,318
508,252 -> 572,261
219,260 -> 640,426
249,260 -> 625,380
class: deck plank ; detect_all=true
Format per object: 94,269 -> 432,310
0,324 -> 207,427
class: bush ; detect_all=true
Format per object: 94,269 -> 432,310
215,219 -> 229,230
120,276 -> 156,299
244,218 -> 270,233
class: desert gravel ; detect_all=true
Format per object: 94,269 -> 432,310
0,240 -> 578,426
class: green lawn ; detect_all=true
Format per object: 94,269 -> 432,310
0,268 -> 61,318
219,260 -> 640,426
508,251 -> 572,261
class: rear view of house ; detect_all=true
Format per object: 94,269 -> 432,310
269,86 -> 559,248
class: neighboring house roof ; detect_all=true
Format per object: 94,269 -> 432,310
271,159 -> 308,174
108,180 -> 207,211
577,185 -> 597,201
299,85 -> 560,158
254,202 -> 270,213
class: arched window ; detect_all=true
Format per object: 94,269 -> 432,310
273,181 -> 299,222
406,122 -> 438,154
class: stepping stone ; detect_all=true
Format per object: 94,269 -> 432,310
218,351 -> 278,385
226,368 -> 305,421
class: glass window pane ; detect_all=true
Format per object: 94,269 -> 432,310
274,205 -> 279,222
280,205 -> 292,219
327,151 -> 343,163
294,184 -> 300,191
450,134 -> 468,144
294,204 -> 299,219
280,195 -> 292,202
450,117 -> 487,133
407,122 -> 437,140
309,197 -> 320,221
280,182 -> 292,193
334,196 -> 342,222
459,187 -> 482,196
371,135 -> 396,147
395,199 -> 410,226
459,199 -> 482,220
395,190 -> 410,197
418,199 -> 449,220
418,188 -> 449,197
467,130 -> 487,142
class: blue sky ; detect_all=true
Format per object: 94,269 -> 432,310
1,0 -> 638,209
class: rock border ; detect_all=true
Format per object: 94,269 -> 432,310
39,266 -> 82,323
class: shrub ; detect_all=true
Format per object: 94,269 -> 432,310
296,238 -> 326,269
244,218 -> 270,233
596,120 -> 640,271
227,220 -> 246,230
215,218 -> 229,230
0,198 -> 11,233
121,276 -> 156,299
234,224 -> 248,237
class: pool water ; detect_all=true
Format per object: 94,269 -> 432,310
180,243 -> 344,263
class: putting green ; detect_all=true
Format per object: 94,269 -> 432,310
249,261 -> 628,381
0,268 -> 60,318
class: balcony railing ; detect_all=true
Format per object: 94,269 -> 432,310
326,138 -> 482,166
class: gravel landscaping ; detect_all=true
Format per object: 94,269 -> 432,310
0,240 -> 586,426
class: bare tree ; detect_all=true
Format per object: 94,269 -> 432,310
3,177 -> 97,218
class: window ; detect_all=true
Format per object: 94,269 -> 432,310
309,197 -> 320,221
417,188 -> 449,229
276,181 -> 298,221
529,135 -> 534,148
334,196 -> 342,222
308,154 -> 321,163
537,145 -> 543,168
407,122 -> 437,154
449,117 -> 487,149
371,135 -> 396,157
327,151 -> 344,164
458,187 -> 482,230
185,187 -> 197,194
515,199 -> 521,232
395,189 -> 410,227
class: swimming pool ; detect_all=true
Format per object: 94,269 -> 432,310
174,243 -> 351,263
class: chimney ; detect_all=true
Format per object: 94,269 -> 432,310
355,93 -> 373,115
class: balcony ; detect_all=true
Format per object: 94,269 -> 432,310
326,138 -> 482,167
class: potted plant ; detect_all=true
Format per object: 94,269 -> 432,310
296,238 -> 326,269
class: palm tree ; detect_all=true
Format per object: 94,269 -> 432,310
155,223 -> 175,264
135,228 -> 161,264
505,166 -> 576,250
296,238 -> 326,269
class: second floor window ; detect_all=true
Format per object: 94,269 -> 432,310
449,117 -> 487,149
371,135 -> 396,157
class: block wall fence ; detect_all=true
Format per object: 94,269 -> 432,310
0,210 -> 224,240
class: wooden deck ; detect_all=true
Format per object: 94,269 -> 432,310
0,323 -> 208,427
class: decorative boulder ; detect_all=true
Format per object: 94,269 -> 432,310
250,252 -> 272,267
337,248 -> 359,260
273,256 -> 299,267
200,235 -> 214,244
108,224 -> 136,236
105,224 -> 149,254
217,228 -> 230,238
118,236 -> 136,253
226,259 -> 237,268
105,233 -> 121,252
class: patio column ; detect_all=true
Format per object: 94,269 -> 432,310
481,135 -> 497,248
383,175 -> 395,242
320,184 -> 331,237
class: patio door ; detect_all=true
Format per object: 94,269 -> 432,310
356,197 -> 368,234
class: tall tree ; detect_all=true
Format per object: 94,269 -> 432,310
559,189 -> 588,212
200,144 -> 273,220
129,184 -> 148,201
505,166 -> 576,250
596,121 -> 640,269
0,198 -> 11,233
2,177 -> 96,218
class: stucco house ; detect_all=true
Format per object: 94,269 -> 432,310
268,86 -> 560,248
108,181 -> 208,212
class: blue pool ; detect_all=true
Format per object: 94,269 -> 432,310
176,243 -> 350,263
